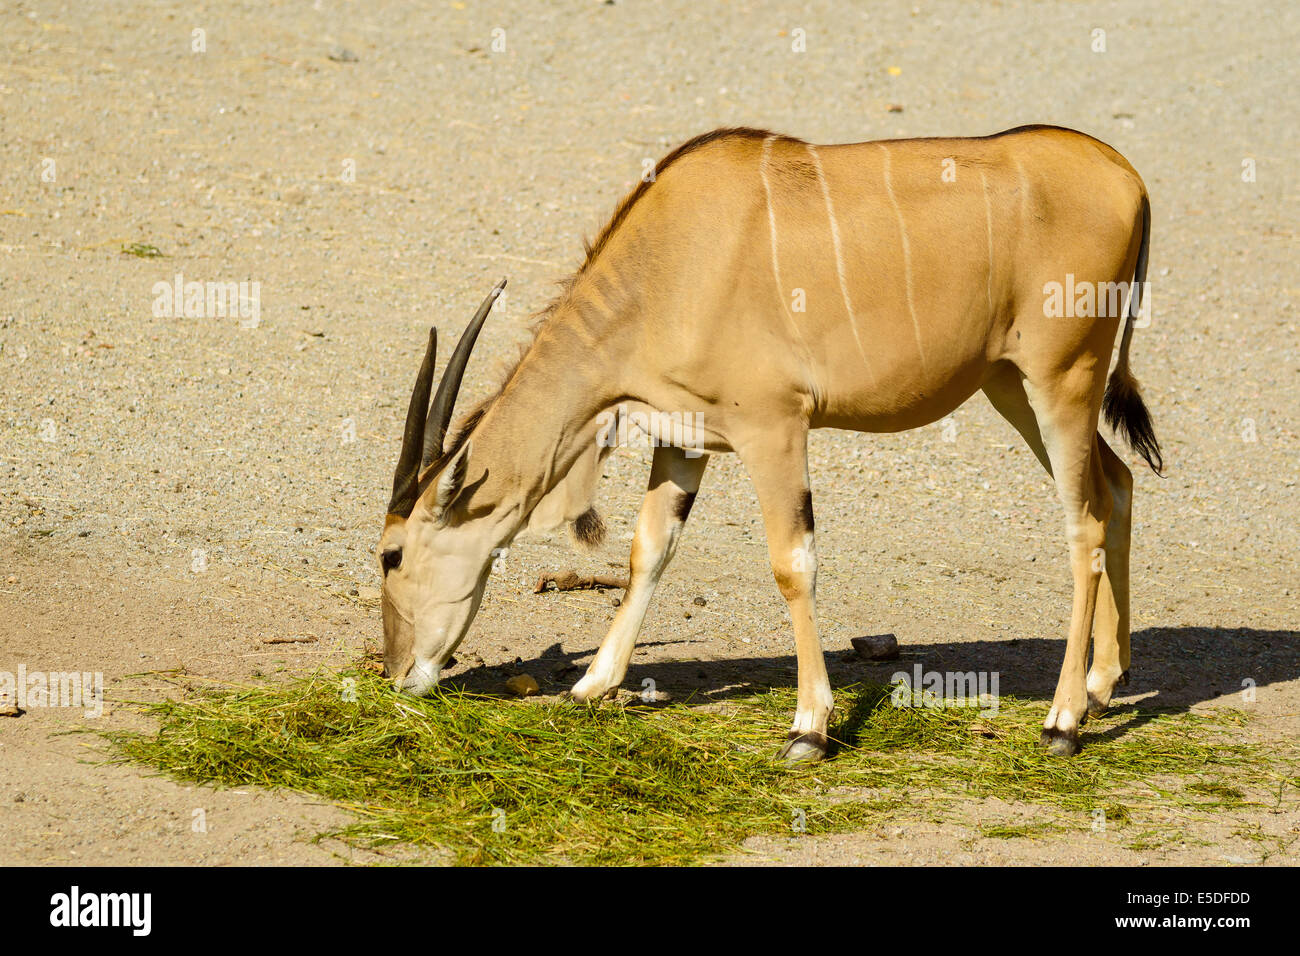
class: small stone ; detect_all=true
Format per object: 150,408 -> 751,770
5,575 -> 15,585
851,633 -> 899,661
505,674 -> 539,697
328,46 -> 359,63
357,586 -> 381,601
692,596 -> 707,606
0,703 -> 23,718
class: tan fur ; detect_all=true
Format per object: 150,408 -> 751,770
527,438 -> 611,544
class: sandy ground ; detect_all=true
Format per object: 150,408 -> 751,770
1,0 -> 1296,865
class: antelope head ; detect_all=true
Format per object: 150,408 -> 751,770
378,279 -> 507,694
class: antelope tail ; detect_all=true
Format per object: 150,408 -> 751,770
1102,192 -> 1164,475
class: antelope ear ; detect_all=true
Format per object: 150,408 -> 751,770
433,442 -> 471,523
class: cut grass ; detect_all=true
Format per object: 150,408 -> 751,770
99,668 -> 1297,865
979,822 -> 1062,840
120,242 -> 164,258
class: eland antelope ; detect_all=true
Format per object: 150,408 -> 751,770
378,125 -> 1161,762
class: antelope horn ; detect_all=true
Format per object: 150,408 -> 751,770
387,327 -> 438,516
421,277 -> 506,470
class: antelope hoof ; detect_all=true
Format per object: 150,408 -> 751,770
1086,668 -> 1126,718
569,675 -> 618,704
1040,726 -> 1081,757
777,732 -> 827,765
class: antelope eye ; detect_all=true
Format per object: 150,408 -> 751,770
381,548 -> 402,574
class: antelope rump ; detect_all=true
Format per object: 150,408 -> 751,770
376,124 -> 1161,763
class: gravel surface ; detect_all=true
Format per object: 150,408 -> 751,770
1,0 -> 1296,865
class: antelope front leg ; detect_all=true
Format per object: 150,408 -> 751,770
570,446 -> 709,702
740,428 -> 834,764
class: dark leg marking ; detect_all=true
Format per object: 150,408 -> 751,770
673,491 -> 696,522
798,490 -> 814,532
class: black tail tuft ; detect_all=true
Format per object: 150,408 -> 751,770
1103,368 -> 1164,476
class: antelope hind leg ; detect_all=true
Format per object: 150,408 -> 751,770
1032,390 -> 1113,755
990,365 -> 1114,753
1086,436 -> 1133,716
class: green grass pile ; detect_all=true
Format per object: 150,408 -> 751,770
101,668 -> 1296,864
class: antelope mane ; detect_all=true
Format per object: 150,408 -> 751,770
424,130 -> 792,544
